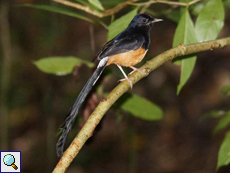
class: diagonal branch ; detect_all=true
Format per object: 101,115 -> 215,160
52,0 -> 200,18
129,0 -> 200,7
52,36 -> 230,173
52,0 -> 139,17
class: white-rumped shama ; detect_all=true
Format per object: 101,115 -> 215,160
56,13 -> 163,157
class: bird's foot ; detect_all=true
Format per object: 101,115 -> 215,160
129,66 -> 146,76
119,77 -> 133,89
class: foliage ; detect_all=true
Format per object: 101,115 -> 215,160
21,4 -> 94,23
33,57 -> 94,76
116,93 -> 163,121
221,85 -> 230,95
24,0 -> 229,171
107,8 -> 138,41
213,111 -> 230,134
172,9 -> 197,94
201,105 -> 230,171
217,130 -> 230,170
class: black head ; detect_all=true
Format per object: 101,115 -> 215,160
129,13 -> 163,30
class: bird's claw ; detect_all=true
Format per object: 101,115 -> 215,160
129,67 -> 146,76
119,78 -> 133,89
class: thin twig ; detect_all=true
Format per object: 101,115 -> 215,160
129,0 -> 200,7
52,0 -> 102,16
52,0 -> 139,17
52,0 -> 200,19
156,0 -> 200,6
52,36 -> 230,173
140,3 -> 151,13
52,0 -> 200,21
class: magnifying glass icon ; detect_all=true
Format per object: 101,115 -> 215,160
3,154 -> 18,170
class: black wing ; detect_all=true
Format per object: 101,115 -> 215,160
95,31 -> 145,61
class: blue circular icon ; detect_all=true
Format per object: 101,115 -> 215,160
3,154 -> 18,170
3,154 -> 15,166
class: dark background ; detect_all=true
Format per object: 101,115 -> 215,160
1,0 -> 230,172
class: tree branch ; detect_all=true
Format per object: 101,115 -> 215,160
52,36 -> 230,173
52,0 -> 200,18
52,0 -> 139,17
129,0 -> 200,7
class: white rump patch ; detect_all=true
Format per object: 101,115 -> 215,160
93,57 -> 108,86
98,57 -> 108,67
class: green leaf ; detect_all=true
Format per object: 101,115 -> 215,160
177,55 -> 196,94
75,0 -> 94,8
191,2 -> 204,16
217,130 -> 230,170
88,0 -> 104,11
33,56 -> 94,75
21,4 -> 94,23
221,86 -> 230,95
117,93 -> 163,121
214,111 -> 230,134
173,9 -> 197,53
107,8 -> 138,41
172,9 -> 197,94
75,0 -> 101,12
200,110 -> 226,121
179,0 -> 192,14
100,0 -> 124,6
195,0 -> 225,42
180,0 -> 193,3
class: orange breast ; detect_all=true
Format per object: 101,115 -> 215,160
106,47 -> 147,67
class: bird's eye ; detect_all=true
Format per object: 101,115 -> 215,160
141,18 -> 148,23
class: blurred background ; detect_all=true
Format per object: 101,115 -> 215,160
0,0 -> 230,172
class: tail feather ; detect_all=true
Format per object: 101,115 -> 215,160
56,57 -> 108,157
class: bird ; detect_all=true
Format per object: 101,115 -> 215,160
56,13 -> 163,157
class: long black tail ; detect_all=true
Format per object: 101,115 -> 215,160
56,57 -> 108,157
